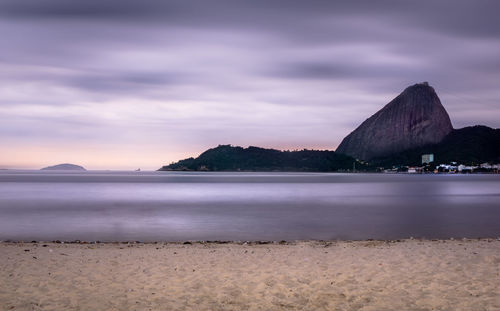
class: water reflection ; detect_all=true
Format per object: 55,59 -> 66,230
0,171 -> 499,241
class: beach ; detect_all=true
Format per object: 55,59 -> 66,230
1,239 -> 499,310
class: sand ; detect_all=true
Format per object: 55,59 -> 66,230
0,240 -> 499,311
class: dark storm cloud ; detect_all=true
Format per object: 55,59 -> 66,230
0,0 -> 499,169
63,71 -> 189,94
2,0 -> 500,38
267,60 -> 429,81
0,0 -> 180,19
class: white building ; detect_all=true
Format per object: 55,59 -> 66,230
422,154 -> 434,164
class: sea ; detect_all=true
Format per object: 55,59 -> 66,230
0,170 -> 499,242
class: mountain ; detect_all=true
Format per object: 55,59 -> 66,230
371,125 -> 500,167
336,82 -> 453,160
159,145 -> 365,172
41,163 -> 86,171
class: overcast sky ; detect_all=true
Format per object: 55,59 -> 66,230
1,0 -> 499,169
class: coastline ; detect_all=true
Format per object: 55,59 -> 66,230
1,239 -> 499,310
1,237 -> 499,244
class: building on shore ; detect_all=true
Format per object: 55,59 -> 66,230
421,154 -> 434,165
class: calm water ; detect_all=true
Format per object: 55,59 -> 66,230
0,170 -> 499,241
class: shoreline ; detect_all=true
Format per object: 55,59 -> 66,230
1,239 -> 499,310
1,237 -> 499,244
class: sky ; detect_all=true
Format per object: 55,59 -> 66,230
1,0 -> 499,170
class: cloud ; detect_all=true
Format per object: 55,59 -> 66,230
0,0 -> 499,169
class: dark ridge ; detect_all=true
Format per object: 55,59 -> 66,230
159,145 -> 366,172
370,125 -> 500,167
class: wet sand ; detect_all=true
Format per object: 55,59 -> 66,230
1,239 -> 499,310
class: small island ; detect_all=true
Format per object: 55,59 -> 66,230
41,163 -> 86,171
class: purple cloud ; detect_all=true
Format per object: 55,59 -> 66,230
0,0 -> 499,169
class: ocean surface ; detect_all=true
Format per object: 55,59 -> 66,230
0,170 -> 499,241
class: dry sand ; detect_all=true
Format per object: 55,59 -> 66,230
0,239 -> 499,311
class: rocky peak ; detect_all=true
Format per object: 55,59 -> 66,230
336,82 -> 453,160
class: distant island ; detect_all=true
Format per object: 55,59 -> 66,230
160,82 -> 500,172
41,163 -> 86,171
